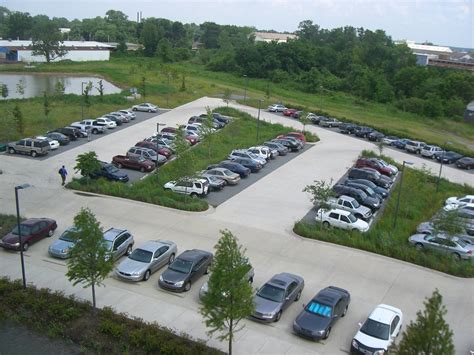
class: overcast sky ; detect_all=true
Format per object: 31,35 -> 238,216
4,0 -> 474,49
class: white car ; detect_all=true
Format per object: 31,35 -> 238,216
315,208 -> 369,232
421,145 -> 444,159
229,149 -> 267,166
381,136 -> 399,145
247,146 -> 272,160
119,109 -> 136,120
36,136 -> 59,150
70,119 -> 106,134
267,104 -> 287,112
164,178 -> 209,197
132,103 -> 158,112
96,117 -> 117,129
351,304 -> 403,354
444,195 -> 474,211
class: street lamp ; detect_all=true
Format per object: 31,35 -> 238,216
256,99 -> 263,142
81,81 -> 88,120
393,161 -> 413,229
15,183 -> 31,289
436,141 -> 452,192
243,75 -> 248,104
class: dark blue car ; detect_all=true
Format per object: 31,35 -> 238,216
393,138 -> 410,150
228,157 -> 262,173
90,162 -> 129,182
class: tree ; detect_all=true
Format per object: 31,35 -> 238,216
83,81 -> 93,108
12,104 -> 25,136
156,38 -> 174,62
54,80 -> 65,95
66,208 -> 114,310
141,76 -> 146,98
180,74 -> 186,92
74,151 -> 101,181
31,18 -> 68,63
431,210 -> 465,240
16,79 -> 26,98
201,107 -> 216,159
392,289 -> 454,355
299,110 -> 310,133
0,83 -> 8,98
140,20 -> 158,56
5,11 -> 33,39
303,179 -> 335,229
43,91 -> 51,118
200,229 -> 254,355
96,80 -> 104,101
376,140 -> 384,156
223,88 -> 232,107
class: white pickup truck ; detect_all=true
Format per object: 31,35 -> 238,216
327,195 -> 372,221
70,119 -> 106,134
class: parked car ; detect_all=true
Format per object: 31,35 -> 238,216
70,119 -> 106,134
293,286 -> 350,340
0,218 -> 57,251
110,112 -> 130,123
210,112 -> 231,125
392,138 -> 411,150
145,137 -> 175,152
283,108 -> 298,117
202,168 -> 241,185
45,132 -> 70,145
208,161 -> 251,178
455,157 -> 474,170
367,131 -> 385,142
7,138 -> 51,157
127,147 -> 167,165
264,141 -> 289,156
248,146 -> 272,160
272,138 -> 301,152
49,127 -> 80,140
416,220 -> 474,239
348,168 -> 393,189
344,181 -> 382,203
90,162 -> 129,182
339,123 -> 359,134
354,126 -> 374,138
228,150 -> 266,166
445,195 -> 474,210
48,226 -> 79,259
66,125 -> 90,138
197,113 -> 226,128
159,249 -> 213,292
277,132 -> 306,143
35,136 -> 60,150
328,196 -> 373,221
349,179 -> 389,198
381,135 -> 399,145
198,175 -> 226,191
377,159 -> 398,175
164,178 -> 209,197
199,264 -> 254,300
421,145 -> 444,159
103,114 -> 123,126
435,151 -> 463,164
350,304 -> 403,355
320,117 -> 341,128
116,240 -> 177,281
251,273 -> 304,323
95,117 -> 117,129
268,104 -> 287,112
135,141 -> 172,159
316,208 -> 369,232
103,228 -> 135,261
355,158 -> 394,177
191,115 -> 221,129
405,140 -> 426,154
408,234 -> 474,260
132,103 -> 158,112
333,185 -> 380,211
309,114 -> 322,125
229,157 -> 263,172
119,109 -> 136,120
112,155 -> 155,172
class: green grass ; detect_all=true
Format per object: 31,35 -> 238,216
1,57 -> 473,156
294,152 -> 474,277
68,108 -> 298,210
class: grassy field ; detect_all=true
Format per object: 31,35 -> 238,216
68,108 -> 296,211
294,151 -> 474,277
1,57 -> 473,156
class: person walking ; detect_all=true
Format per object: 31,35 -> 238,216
58,165 -> 68,186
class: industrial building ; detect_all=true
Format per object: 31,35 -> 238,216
253,32 -> 298,43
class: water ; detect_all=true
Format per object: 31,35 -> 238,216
0,73 -> 122,100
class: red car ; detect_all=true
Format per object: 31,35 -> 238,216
0,218 -> 57,251
112,155 -> 156,172
355,158 -> 393,177
159,127 -> 197,145
283,108 -> 298,117
135,141 -> 172,159
276,132 -> 306,143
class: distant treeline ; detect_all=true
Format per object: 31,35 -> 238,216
1,6 -> 472,119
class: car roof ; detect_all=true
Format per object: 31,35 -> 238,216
138,240 -> 174,253
328,208 -> 351,216
369,304 -> 402,324
268,272 -> 301,288
314,286 -> 347,306
21,218 -> 48,226
210,167 -> 230,173
103,228 -> 127,241
178,249 -> 210,261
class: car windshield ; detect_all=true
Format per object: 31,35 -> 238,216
60,230 -> 77,242
456,239 -> 467,248
104,240 -> 113,250
105,165 -> 119,173
11,224 -> 32,235
360,319 -> 390,340
223,170 -> 234,176
248,152 -> 258,159
257,284 -> 285,303
129,249 -> 153,263
305,301 -> 332,317
348,214 -> 357,223
352,199 -> 360,208
169,258 -> 193,274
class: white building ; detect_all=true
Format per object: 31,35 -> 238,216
253,32 -> 298,44
0,40 -> 114,63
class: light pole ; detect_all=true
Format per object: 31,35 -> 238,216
393,161 -> 413,229
166,72 -> 171,107
81,81 -> 88,120
243,75 -> 248,104
15,184 -> 31,289
436,141 -> 452,192
256,99 -> 263,143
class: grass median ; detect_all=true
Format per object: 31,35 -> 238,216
294,152 -> 474,277
68,108 -> 306,211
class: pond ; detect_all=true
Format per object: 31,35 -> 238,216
0,73 -> 122,100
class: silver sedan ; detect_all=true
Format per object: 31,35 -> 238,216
116,240 -> 177,281
408,234 -> 474,260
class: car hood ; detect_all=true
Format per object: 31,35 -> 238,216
2,233 -> 20,244
117,258 -> 149,274
295,310 -> 331,333
49,239 -> 75,251
445,197 -> 460,205
254,296 -> 282,314
409,234 -> 426,243
164,181 -> 176,189
365,197 -> 379,207
353,330 -> 389,350
161,268 -> 188,283
416,222 -> 433,234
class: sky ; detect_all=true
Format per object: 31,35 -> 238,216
4,0 -> 474,49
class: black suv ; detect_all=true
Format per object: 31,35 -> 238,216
333,184 -> 380,211
50,127 -> 81,141
354,126 -> 374,138
348,168 -> 392,189
90,162 -> 129,182
339,123 -> 359,134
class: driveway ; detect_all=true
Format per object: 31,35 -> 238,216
0,97 -> 473,354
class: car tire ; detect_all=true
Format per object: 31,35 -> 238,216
190,192 -> 198,199
275,311 -> 282,322
204,265 -> 210,274
415,243 -> 424,250
92,129 -> 98,134
8,148 -> 15,154
453,253 -> 461,261
295,290 -> 302,301
143,270 -> 151,281
184,281 -> 191,292
148,109 -> 152,113
140,167 -> 145,172
323,221 -> 330,228
47,229 -> 54,237
323,327 -> 331,339
168,253 -> 175,264
132,107 -> 137,111
342,305 -> 348,317
22,242 -> 29,252
126,245 -> 133,256
117,163 -> 123,169
31,151 -> 37,157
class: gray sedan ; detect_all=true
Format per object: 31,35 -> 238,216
251,272 -> 305,323
408,234 -> 474,260
116,240 -> 177,281
48,227 -> 78,259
